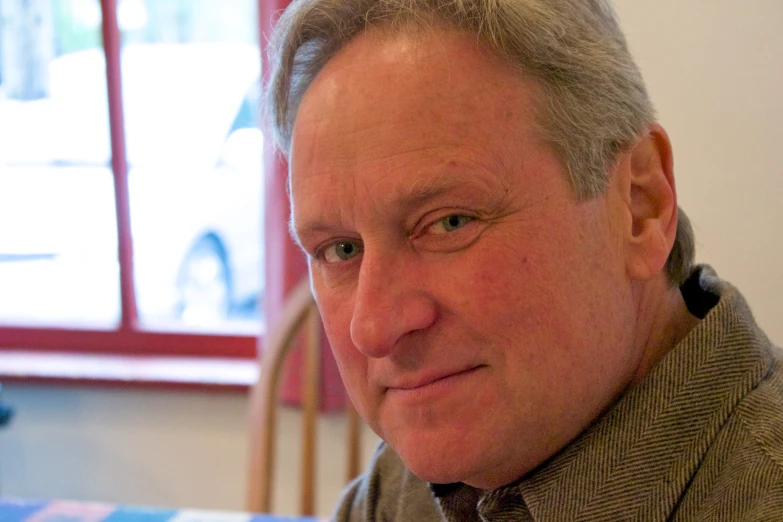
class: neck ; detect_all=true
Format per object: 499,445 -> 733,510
631,275 -> 701,384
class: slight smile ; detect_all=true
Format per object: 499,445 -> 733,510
385,365 -> 486,401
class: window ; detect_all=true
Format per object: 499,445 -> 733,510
0,0 -> 271,359
0,0 -> 113,328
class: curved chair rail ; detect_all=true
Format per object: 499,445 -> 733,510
246,278 -> 362,516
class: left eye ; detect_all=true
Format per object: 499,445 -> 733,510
322,240 -> 363,263
431,214 -> 473,234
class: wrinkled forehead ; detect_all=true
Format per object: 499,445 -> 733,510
286,26 -> 556,235
289,26 -> 546,160
285,23 -> 545,151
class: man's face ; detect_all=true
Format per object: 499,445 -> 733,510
290,28 -> 642,488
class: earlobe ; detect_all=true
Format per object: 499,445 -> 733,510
625,124 -> 678,281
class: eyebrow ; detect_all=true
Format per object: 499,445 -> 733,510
290,165 -> 503,247
401,171 -> 461,208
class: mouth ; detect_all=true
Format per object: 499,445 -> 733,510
386,365 -> 485,395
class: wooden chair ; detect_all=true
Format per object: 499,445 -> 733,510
246,277 -> 364,516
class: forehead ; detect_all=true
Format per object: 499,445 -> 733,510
292,27 -> 545,144
288,27 -> 550,224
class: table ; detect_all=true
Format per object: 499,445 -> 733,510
0,499 -> 325,522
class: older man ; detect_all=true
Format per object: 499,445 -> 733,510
267,0 -> 783,519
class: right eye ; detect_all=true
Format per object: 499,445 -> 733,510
322,240 -> 363,263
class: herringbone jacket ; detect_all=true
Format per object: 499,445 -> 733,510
333,266 -> 783,521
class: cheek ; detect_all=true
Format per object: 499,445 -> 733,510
449,236 -> 545,317
316,290 -> 356,365
468,258 -> 562,349
315,290 -> 372,402
450,215 -> 624,346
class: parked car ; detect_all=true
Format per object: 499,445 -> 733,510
0,42 -> 265,328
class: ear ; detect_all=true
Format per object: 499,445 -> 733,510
623,123 -> 678,281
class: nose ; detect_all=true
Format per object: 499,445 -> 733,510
349,252 -> 437,358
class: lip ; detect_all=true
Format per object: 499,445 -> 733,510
385,365 -> 484,393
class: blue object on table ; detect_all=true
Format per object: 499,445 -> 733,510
0,500 -> 46,522
0,383 -> 14,428
0,499 -> 324,522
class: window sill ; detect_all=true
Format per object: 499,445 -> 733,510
0,350 -> 259,391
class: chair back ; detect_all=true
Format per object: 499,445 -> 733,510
246,278 -> 363,516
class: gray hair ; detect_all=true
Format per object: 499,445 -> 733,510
266,0 -> 695,285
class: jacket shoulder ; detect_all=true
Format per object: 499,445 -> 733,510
331,441 -> 443,522
675,346 -> 783,520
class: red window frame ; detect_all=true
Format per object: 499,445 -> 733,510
0,0 -> 297,361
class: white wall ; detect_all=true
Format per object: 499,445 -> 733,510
0,383 -> 379,518
0,385 -> 249,509
614,0 -> 783,344
0,2 -> 780,520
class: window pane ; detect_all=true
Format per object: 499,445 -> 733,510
119,0 -> 264,333
0,0 -> 120,328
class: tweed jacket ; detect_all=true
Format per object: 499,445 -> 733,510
332,266 -> 783,521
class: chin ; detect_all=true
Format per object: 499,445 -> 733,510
392,433 -> 483,485
405,460 -> 469,485
404,457 -> 511,490
391,429 -> 534,490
